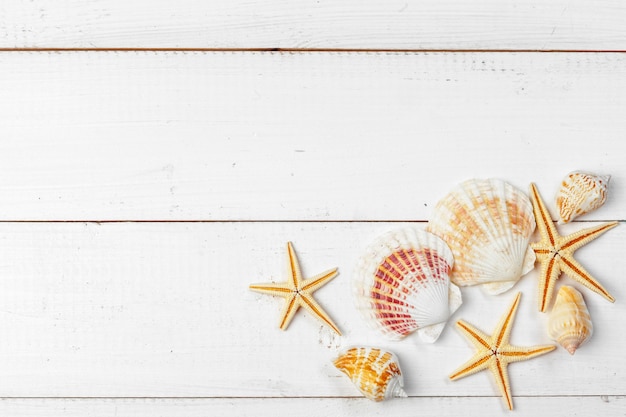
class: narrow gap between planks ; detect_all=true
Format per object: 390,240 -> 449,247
0,220 -> 430,223
0,220 -> 623,224
0,48 -> 625,53
0,395 -> 620,399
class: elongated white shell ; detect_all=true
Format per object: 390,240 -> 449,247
548,286 -> 593,355
353,227 -> 461,343
333,347 -> 407,402
556,171 -> 610,224
427,178 -> 536,295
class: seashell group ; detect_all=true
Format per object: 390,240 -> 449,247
353,228 -> 462,343
333,347 -> 407,401
548,286 -> 593,355
556,171 -> 610,224
427,178 -> 536,295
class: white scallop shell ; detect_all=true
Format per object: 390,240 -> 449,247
427,178 -> 536,295
353,227 -> 461,343
548,286 -> 593,355
556,171 -> 610,224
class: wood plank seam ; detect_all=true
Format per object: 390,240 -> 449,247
0,48 -> 625,53
0,395 -> 622,399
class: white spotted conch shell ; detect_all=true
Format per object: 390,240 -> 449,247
427,178 -> 536,295
548,286 -> 593,355
353,227 -> 462,343
556,171 -> 610,224
333,347 -> 407,402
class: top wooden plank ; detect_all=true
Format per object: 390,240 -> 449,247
1,0 -> 626,51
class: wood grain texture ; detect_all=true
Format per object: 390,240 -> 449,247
0,397 -> 624,416
1,1 -> 626,50
1,52 -> 625,221
0,222 -> 623,398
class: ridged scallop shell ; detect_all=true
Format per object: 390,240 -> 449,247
548,286 -> 593,355
427,178 -> 536,295
333,347 -> 407,402
556,171 -> 610,224
353,228 -> 461,343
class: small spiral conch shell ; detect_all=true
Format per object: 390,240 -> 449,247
556,171 -> 610,224
547,286 -> 593,355
333,347 -> 407,402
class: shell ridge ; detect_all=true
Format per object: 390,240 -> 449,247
499,181 -> 530,282
472,183 -> 499,247
488,180 -> 509,244
492,181 -> 533,282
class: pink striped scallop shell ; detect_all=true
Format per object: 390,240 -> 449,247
353,228 -> 462,343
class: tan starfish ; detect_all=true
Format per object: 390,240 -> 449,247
249,242 -> 341,335
449,292 -> 555,410
529,183 -> 617,312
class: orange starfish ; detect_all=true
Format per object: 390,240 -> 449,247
449,292 -> 555,410
249,242 -> 341,335
529,183 -> 617,312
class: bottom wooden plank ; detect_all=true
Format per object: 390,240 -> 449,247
0,397 -> 624,416
0,222 -> 624,397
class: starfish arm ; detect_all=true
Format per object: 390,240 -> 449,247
561,221 -> 618,252
493,344 -> 554,410
277,293 -> 300,330
499,344 -> 556,364
455,320 -> 493,351
559,255 -> 615,302
298,293 -> 341,335
249,282 -> 293,297
529,183 -> 558,246
537,255 -> 562,312
286,242 -> 303,288
489,359 -> 513,410
530,241 -> 552,261
449,351 -> 493,380
300,268 -> 338,292
493,292 -> 521,345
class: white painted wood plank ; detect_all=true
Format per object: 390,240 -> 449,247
1,52 -> 625,221
0,397 -> 624,417
0,221 -> 623,397
2,1 -> 626,50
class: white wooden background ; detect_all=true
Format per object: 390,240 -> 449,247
1,1 -> 625,416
